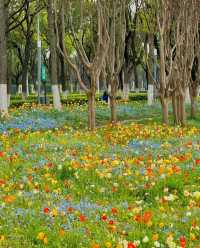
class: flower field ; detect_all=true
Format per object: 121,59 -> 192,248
1,104 -> 200,247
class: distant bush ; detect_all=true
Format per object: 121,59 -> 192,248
10,92 -> 147,107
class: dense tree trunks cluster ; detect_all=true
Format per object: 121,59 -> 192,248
150,0 -> 200,126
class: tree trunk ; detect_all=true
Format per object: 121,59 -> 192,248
22,37 -> 31,99
123,69 -> 129,100
110,95 -> 117,123
60,54 -> 67,92
191,95 -> 197,118
180,94 -> 186,126
88,92 -> 95,130
110,80 -> 117,123
161,97 -> 169,125
147,34 -> 154,106
48,0 -> 62,110
0,0 -> 8,114
172,94 -> 178,125
189,84 -> 198,118
134,66 -> 139,89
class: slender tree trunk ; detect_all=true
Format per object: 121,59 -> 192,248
0,0 -> 8,114
191,95 -> 197,118
172,94 -> 178,125
48,0 -> 62,110
147,34 -> 154,106
160,97 -> 169,125
87,92 -> 95,130
123,67 -> 129,100
134,66 -> 139,89
110,80 -> 117,123
189,84 -> 198,118
110,95 -> 117,123
22,38 -> 31,98
60,54 -> 67,92
180,94 -> 186,126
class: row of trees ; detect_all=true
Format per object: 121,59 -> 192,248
0,0 -> 200,129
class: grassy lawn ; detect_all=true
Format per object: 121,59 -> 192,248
1,102 -> 200,247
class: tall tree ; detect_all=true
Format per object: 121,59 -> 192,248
106,0 -> 126,123
56,0 -> 109,129
47,0 -> 62,110
0,0 -> 8,114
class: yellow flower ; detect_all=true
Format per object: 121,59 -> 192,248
37,232 -> 45,240
0,235 -> 5,241
105,241 -> 112,248
43,237 -> 48,244
159,222 -> 164,228
193,191 -> 200,200
116,244 -> 123,248
51,208 -> 58,217
190,233 -> 196,241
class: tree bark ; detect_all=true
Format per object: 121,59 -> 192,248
110,95 -> 117,123
22,36 -> 31,98
160,97 -> 169,125
189,84 -> 198,118
87,92 -> 95,130
48,0 -> 62,110
0,0 -> 8,114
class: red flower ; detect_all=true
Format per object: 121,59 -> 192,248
180,236 -> 186,248
79,214 -> 86,222
0,151 -> 4,157
101,213 -> 107,221
195,159 -> 200,165
134,214 -> 142,223
108,220 -> 114,225
128,242 -> 137,248
47,162 -> 54,168
0,179 -> 6,186
43,207 -> 49,214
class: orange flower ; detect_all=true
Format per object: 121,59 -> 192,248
143,211 -> 153,223
3,195 -> 15,203
59,228 -> 65,236
67,207 -> 74,213
111,208 -> 118,214
92,244 -> 100,248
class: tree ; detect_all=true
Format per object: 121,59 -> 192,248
0,0 -> 8,114
121,0 -> 144,100
171,0 -> 200,125
47,0 -> 62,110
106,0 -> 126,123
56,0 -> 110,129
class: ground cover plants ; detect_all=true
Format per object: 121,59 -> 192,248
1,103 -> 200,247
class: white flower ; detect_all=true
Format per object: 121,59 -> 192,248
154,241 -> 161,247
142,236 -> 149,243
